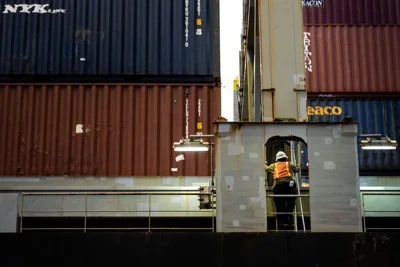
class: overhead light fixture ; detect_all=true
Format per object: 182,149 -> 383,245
360,136 -> 397,150
172,133 -> 214,186
173,139 -> 209,152
361,146 -> 396,150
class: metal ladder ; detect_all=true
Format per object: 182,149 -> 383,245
273,141 -> 306,232
290,141 -> 306,232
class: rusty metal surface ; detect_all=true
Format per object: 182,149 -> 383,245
304,26 -> 400,94
0,83 -> 221,177
303,0 -> 400,26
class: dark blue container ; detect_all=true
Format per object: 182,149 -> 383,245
303,98 -> 400,174
0,0 -> 220,79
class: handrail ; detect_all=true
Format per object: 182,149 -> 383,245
267,194 -> 310,197
361,191 -> 400,232
21,192 -> 212,196
360,192 -> 400,195
20,191 -> 215,233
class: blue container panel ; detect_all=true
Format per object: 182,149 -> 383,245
303,98 -> 400,172
0,0 -> 220,77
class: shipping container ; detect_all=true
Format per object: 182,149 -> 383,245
303,0 -> 400,26
303,98 -> 400,174
0,83 -> 221,177
304,26 -> 400,95
0,0 -> 220,80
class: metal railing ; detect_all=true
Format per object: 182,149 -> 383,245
20,191 -> 215,232
361,191 -> 400,232
266,194 -> 310,232
22,191 -> 399,233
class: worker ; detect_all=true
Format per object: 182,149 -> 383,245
265,151 -> 300,230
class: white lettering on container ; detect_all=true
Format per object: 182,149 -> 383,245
302,0 -> 324,7
318,94 -> 334,98
197,0 -> 201,16
185,98 -> 189,139
303,32 -> 312,72
3,4 -> 66,14
196,0 -> 202,35
184,0 -> 189,47
198,99 -> 202,118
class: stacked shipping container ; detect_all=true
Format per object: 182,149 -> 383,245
304,98 -> 400,174
0,0 -> 220,80
0,0 -> 221,178
303,0 -> 400,26
0,84 -> 220,177
303,1 -> 400,174
303,26 -> 400,96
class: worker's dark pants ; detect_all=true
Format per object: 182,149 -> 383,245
273,181 -> 297,229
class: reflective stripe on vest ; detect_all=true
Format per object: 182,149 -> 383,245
273,162 -> 291,180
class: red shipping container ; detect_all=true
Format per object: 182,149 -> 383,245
0,83 -> 221,177
303,0 -> 400,26
304,26 -> 400,95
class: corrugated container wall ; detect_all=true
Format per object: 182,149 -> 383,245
0,83 -> 221,177
304,26 -> 400,95
304,98 -> 400,173
303,0 -> 400,25
0,0 -> 220,80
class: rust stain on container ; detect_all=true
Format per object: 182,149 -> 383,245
304,26 -> 400,94
0,83 -> 221,177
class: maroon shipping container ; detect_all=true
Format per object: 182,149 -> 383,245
303,0 -> 400,26
304,26 -> 400,95
0,83 -> 221,177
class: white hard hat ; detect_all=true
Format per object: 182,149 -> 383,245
276,151 -> 288,161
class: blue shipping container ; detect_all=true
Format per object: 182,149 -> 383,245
303,98 -> 400,174
0,0 -> 220,78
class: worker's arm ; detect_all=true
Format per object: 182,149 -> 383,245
265,163 -> 275,174
289,163 -> 300,173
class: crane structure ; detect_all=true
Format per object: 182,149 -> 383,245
214,0 -> 363,232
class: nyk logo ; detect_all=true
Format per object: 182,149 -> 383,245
3,4 -> 66,14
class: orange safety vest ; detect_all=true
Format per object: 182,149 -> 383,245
273,162 -> 291,180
